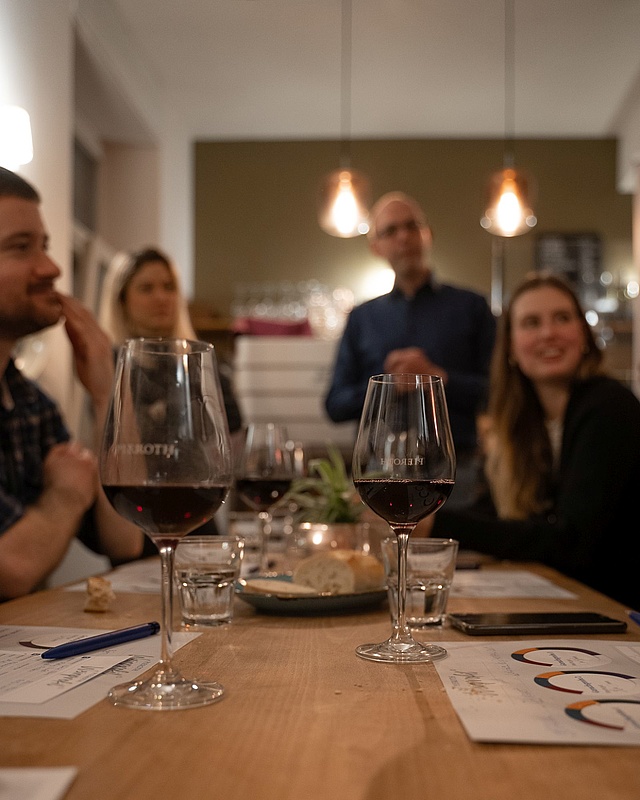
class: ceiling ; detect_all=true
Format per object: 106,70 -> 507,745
104,0 -> 640,143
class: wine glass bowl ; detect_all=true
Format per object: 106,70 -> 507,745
235,423 -> 294,575
100,337 -> 233,709
351,374 -> 456,663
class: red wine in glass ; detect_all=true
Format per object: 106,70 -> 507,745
235,478 -> 292,512
351,374 -> 456,664
102,484 -> 229,545
352,478 -> 454,528
235,424 -> 294,575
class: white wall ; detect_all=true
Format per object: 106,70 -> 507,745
0,0 -> 75,410
0,0 -> 165,583
633,171 -> 640,398
99,143 -> 160,251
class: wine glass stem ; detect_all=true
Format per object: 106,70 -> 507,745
258,510 -> 272,573
393,529 -> 413,643
158,542 -> 177,677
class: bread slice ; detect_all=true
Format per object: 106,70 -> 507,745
242,578 -> 317,596
84,575 -> 116,612
293,549 -> 384,595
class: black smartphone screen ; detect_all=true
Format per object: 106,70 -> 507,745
449,611 -> 628,635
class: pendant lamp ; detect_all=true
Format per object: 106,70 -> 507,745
480,0 -> 536,237
318,0 -> 370,237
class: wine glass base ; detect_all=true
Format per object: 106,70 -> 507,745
108,675 -> 225,710
356,639 -> 448,664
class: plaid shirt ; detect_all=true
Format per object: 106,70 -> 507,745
0,360 -> 98,551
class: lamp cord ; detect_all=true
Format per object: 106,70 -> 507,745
340,0 -> 352,168
503,0 -> 515,168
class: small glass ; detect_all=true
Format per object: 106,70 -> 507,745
175,536 -> 245,626
382,537 -> 458,627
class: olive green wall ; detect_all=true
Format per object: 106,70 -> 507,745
194,138 -> 632,316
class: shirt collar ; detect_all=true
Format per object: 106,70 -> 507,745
390,271 -> 439,299
1,359 -> 39,411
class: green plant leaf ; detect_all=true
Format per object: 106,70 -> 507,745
274,445 -> 362,524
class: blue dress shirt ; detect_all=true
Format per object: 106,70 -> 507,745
324,278 -> 496,451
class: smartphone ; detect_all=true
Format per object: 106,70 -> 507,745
448,611 -> 628,636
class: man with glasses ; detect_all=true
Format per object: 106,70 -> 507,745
324,192 -> 496,506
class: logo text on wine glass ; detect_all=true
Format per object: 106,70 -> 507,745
380,456 -> 424,467
115,443 -> 179,457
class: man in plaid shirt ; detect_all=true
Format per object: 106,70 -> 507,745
0,167 -> 142,599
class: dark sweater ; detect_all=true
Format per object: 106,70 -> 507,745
433,376 -> 640,609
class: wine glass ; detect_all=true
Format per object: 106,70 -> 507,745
351,374 -> 456,663
100,337 -> 233,709
235,423 -> 294,575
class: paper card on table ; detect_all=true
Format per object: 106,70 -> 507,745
65,558 -> 160,594
434,640 -> 640,745
0,625 -> 199,719
0,767 -> 77,800
451,569 -> 577,599
0,650 -> 129,703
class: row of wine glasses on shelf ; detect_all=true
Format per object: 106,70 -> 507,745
99,337 -> 456,711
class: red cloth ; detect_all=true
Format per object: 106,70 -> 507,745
231,317 -> 313,336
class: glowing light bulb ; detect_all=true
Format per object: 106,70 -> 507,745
480,167 -> 536,237
331,174 -> 360,235
318,168 -> 370,238
496,181 -> 524,236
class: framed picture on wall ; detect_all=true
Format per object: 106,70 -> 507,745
534,232 -> 602,310
73,229 -> 115,314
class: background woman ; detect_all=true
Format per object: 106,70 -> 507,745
99,247 -> 242,434
428,272 -> 640,609
99,247 -> 243,553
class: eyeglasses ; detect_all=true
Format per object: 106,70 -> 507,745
375,219 -> 422,240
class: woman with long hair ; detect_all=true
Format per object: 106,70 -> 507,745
98,247 -> 243,555
429,272 -> 640,609
99,247 -> 242,434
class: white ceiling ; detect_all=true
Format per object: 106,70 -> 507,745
106,0 -> 640,142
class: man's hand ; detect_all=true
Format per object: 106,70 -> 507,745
58,294 -> 115,408
383,347 -> 448,382
41,441 -> 97,515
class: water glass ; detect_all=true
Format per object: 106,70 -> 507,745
382,537 -> 458,627
175,536 -> 245,626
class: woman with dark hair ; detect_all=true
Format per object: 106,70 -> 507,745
428,272 -> 640,609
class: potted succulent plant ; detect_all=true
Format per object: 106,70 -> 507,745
274,446 -> 388,561
277,445 -> 363,524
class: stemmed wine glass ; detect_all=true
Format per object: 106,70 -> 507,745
100,337 -> 233,709
351,374 -> 456,663
235,423 -> 294,575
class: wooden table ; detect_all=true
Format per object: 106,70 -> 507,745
1,562 -> 638,800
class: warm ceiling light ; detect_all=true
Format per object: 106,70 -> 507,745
318,0 -> 370,238
481,167 -> 537,237
0,105 -> 33,170
481,0 -> 536,238
318,168 -> 370,238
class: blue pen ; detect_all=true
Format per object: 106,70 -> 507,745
628,611 -> 640,628
41,621 -> 160,660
